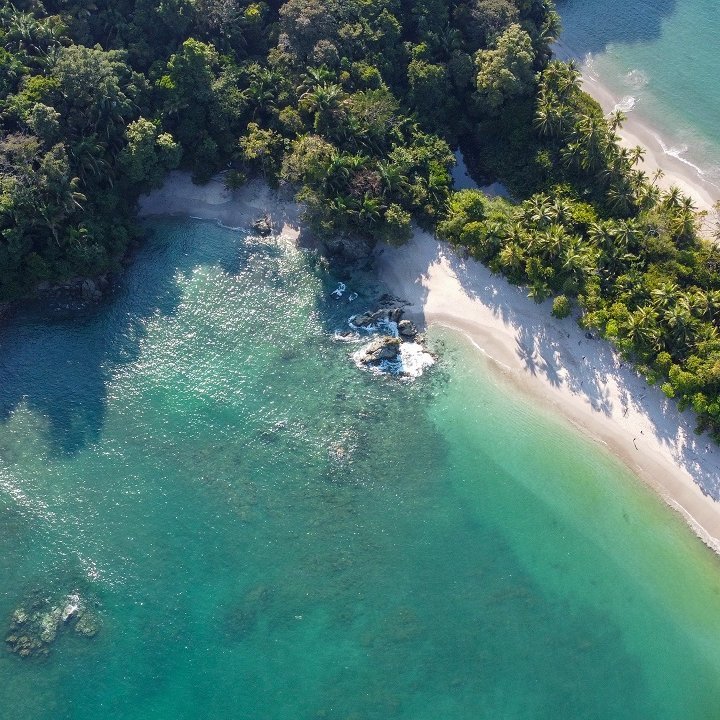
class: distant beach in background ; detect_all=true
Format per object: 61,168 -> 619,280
554,0 -> 720,215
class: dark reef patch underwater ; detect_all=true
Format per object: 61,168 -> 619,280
2,218 -> 720,719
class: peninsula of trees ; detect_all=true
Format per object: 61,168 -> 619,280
1,0 -> 720,437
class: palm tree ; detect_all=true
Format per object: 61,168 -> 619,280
662,186 -> 684,210
663,304 -> 695,352
693,322 -> 719,351
524,194 -> 553,228
540,224 -> 569,261
688,291 -> 711,320
376,161 -> 409,199
244,68 -> 281,120
705,289 -> 720,321
628,145 -> 645,167
321,152 -> 351,194
562,238 -> 596,281
528,281 -> 551,304
301,83 -> 344,134
542,60 -> 581,101
297,66 -> 336,96
534,93 -> 565,139
651,283 -> 680,310
573,115 -> 610,174
353,195 -> 382,228
671,196 -> 697,242
496,243 -> 526,280
608,110 -> 626,133
425,165 -> 450,210
624,307 -> 660,351
607,180 -> 636,216
548,197 -> 571,224
69,136 -> 108,185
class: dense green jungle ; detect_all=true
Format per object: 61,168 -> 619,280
1,0 -> 720,436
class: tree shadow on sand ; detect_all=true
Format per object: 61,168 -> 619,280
396,236 -> 720,501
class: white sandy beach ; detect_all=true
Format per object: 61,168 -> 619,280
140,173 -> 720,553
378,231 -> 720,551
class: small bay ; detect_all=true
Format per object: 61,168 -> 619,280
1,219 -> 720,718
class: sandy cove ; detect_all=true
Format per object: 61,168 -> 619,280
378,232 -> 720,552
140,173 -> 720,553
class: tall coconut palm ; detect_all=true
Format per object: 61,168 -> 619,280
496,242 -> 526,280
524,193 -> 553,228
540,223 -> 569,261
624,306 -> 660,351
573,114 -> 610,174
301,82 -> 344,134
607,180 -> 636,216
664,304 -> 695,352
608,110 -> 626,134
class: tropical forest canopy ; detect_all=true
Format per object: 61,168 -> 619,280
1,0 -> 720,437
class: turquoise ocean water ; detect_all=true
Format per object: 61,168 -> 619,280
3,219 -> 720,717
557,0 -> 720,186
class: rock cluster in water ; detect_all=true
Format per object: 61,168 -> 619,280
5,592 -> 101,658
251,215 -> 273,236
349,305 -> 430,377
36,274 -> 109,302
354,335 -> 403,365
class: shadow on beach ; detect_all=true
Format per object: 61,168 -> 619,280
382,233 -> 720,502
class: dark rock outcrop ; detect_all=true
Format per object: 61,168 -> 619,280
354,336 -> 401,366
251,215 -> 272,236
351,307 -> 404,328
322,233 -> 374,261
398,319 -> 418,338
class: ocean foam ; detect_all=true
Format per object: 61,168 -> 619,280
398,342 -> 435,378
653,133 -> 707,177
333,330 -> 363,343
348,316 -> 398,336
351,336 -> 435,380
612,95 -> 636,114
582,52 -> 599,80
624,69 -> 648,91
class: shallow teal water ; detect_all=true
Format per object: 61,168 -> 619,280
2,219 -> 720,718
557,0 -> 720,185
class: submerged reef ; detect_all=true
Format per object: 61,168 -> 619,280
5,592 -> 101,658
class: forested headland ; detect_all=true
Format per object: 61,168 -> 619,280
1,0 -> 720,438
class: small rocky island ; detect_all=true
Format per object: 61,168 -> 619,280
348,305 -> 432,378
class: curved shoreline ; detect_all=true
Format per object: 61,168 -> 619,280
140,173 -> 720,555
377,232 -> 720,555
